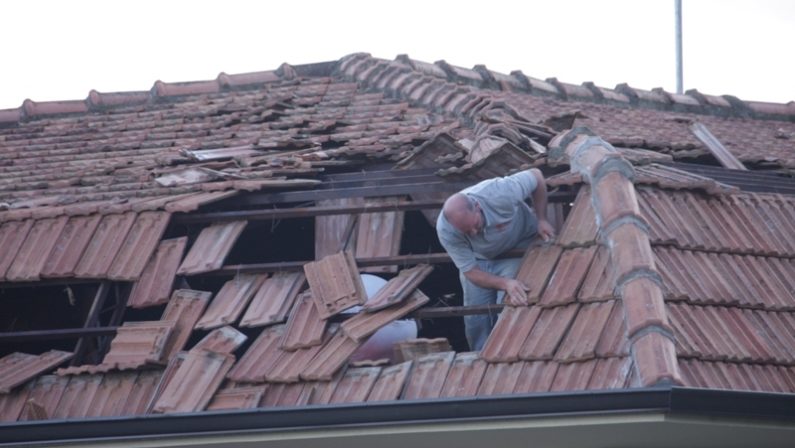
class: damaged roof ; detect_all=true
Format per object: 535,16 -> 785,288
1,53 -> 794,430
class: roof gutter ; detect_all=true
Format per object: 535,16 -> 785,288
1,387 -> 794,446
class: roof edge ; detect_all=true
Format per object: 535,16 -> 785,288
1,387 -> 793,445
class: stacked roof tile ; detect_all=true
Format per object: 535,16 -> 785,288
1,53 -> 794,427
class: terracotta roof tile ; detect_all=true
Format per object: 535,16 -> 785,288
550,360 -> 599,391
260,382 -> 308,408
192,326 -> 247,355
512,244 -> 562,305
239,272 -> 305,328
557,187 -> 597,246
394,338 -> 453,363
587,357 -> 633,390
555,301 -> 616,362
315,198 -> 361,259
265,329 -> 336,383
594,301 -> 629,357
281,291 -> 328,350
367,361 -> 412,402
128,237 -> 187,309
73,212 -> 136,278
0,351 -> 73,393
539,246 -> 597,306
481,306 -> 541,362
577,246 -> 616,301
513,361 -> 559,393
19,375 -> 69,421
341,290 -> 429,342
164,191 -> 240,213
5,217 -> 68,281
439,352 -> 487,398
107,211 -> 171,281
227,325 -> 285,383
362,264 -> 433,312
207,386 -> 265,411
195,274 -> 266,330
327,366 -> 381,404
51,374 -> 103,419
355,197 -> 405,275
177,220 -> 247,275
301,331 -> 361,381
519,304 -> 580,360
0,382 -> 30,422
159,289 -> 212,361
402,351 -> 455,400
632,331 -> 682,385
152,350 -> 235,413
101,320 -> 176,366
304,251 -> 367,320
39,215 -> 102,278
477,361 -> 525,396
679,360 -> 795,393
0,220 -> 34,279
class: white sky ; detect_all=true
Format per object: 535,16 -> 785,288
1,0 -> 792,110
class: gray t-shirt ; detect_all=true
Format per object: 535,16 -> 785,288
436,170 -> 539,273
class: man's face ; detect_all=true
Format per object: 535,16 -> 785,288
456,202 -> 483,237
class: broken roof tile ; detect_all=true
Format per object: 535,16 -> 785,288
394,338 -> 453,363
74,212 -> 137,278
0,219 -> 34,279
240,272 -> 305,327
5,216 -> 68,282
555,300 -> 616,362
207,386 -> 266,411
328,366 -> 382,404
127,237 -> 188,309
341,290 -> 429,342
227,325 -> 285,383
511,244 -> 563,305
281,291 -> 328,350
367,361 -> 412,402
192,326 -> 248,355
40,215 -> 102,278
519,304 -> 580,360
477,361 -> 525,396
439,352 -> 487,398
177,220 -> 247,275
301,332 -> 361,381
159,289 -> 212,361
107,211 -> 171,281
540,246 -> 597,306
195,274 -> 266,330
0,351 -> 73,393
152,350 -> 235,413
355,197 -> 405,274
402,351 -> 455,400
481,306 -> 541,362
550,360 -> 598,391
304,251 -> 367,319
362,264 -> 433,312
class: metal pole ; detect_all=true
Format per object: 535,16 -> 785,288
675,0 -> 683,94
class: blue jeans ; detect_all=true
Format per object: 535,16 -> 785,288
460,258 -> 523,351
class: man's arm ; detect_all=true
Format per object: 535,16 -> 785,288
529,168 -> 555,241
464,267 -> 529,304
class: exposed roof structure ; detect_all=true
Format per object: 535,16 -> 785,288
1,53 -> 794,445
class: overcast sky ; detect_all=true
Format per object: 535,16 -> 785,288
1,0 -> 792,110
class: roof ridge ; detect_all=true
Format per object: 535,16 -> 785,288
0,61 -> 338,125
549,126 -> 683,387
339,53 -> 794,122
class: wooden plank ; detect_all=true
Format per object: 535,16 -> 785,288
690,122 -> 747,170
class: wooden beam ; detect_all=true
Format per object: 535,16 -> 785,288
0,326 -> 119,343
71,282 -> 111,366
690,122 -> 748,170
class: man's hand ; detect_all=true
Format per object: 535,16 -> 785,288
502,278 -> 530,305
537,218 -> 555,241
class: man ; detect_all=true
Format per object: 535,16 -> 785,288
436,168 -> 554,351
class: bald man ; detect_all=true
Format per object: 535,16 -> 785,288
436,168 -> 554,350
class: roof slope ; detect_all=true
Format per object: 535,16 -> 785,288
1,53 -> 794,427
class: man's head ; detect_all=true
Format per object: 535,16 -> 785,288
443,193 -> 483,237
